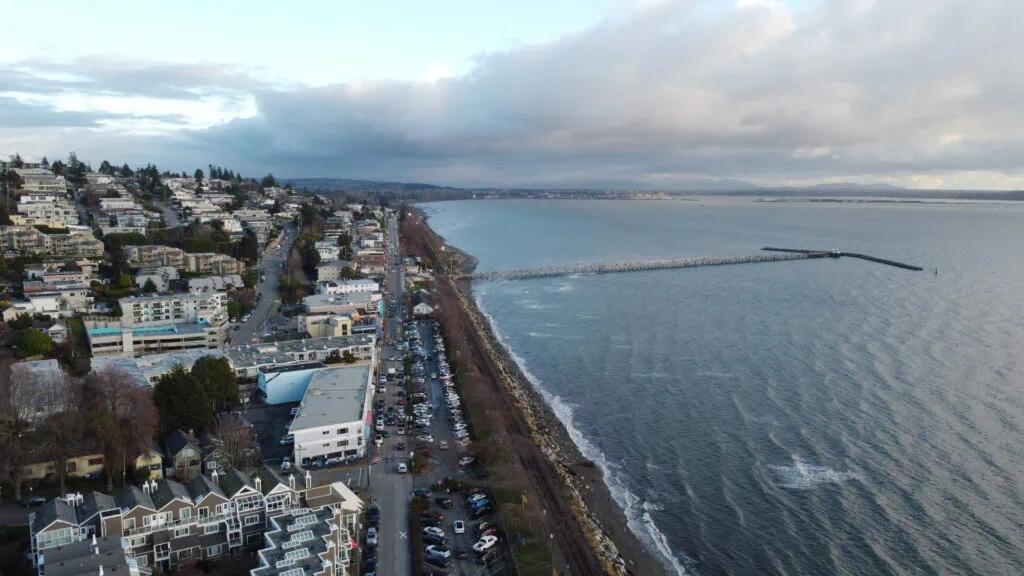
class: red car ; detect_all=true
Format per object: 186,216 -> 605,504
421,511 -> 445,521
397,399 -> 405,406
421,449 -> 432,458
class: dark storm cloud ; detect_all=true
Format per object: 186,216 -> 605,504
3,0 -> 1023,187
0,96 -> 190,128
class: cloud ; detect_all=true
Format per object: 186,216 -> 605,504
2,0 -> 1023,189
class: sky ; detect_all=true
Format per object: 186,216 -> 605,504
1,0 -> 1022,190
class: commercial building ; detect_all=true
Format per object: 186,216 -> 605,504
21,452 -> 106,481
90,350 -> 228,386
29,471 -> 361,576
314,279 -> 378,296
134,267 -> 179,292
314,260 -> 355,282
224,335 -> 375,380
288,364 -> 374,463
299,314 -> 353,338
0,226 -> 103,257
302,292 -> 379,317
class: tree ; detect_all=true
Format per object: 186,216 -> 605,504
84,367 -> 159,491
120,163 -> 133,177
50,159 -> 65,176
4,169 -> 23,191
191,356 -> 239,410
34,368 -> 81,494
142,279 -> 158,293
9,313 -> 32,330
260,174 -> 278,188
40,156 -> 49,168
14,328 -> 55,358
239,230 -> 259,263
11,154 -> 24,168
194,168 -> 204,185
342,350 -> 356,364
210,413 -> 254,470
0,360 -> 38,500
99,160 -> 113,175
153,367 -> 213,434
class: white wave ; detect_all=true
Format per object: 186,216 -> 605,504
474,294 -> 689,575
645,461 -> 661,471
520,299 -> 553,310
613,344 -> 632,350
695,370 -> 734,378
576,313 -> 598,319
769,455 -> 860,490
528,332 -> 555,339
631,371 -> 673,379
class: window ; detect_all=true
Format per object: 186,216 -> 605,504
337,440 -> 347,447
321,430 -> 330,435
136,555 -> 148,567
235,493 -> 263,513
174,527 -> 189,538
204,524 -> 219,535
66,461 -> 77,473
36,527 -> 74,550
244,514 -> 260,526
214,504 -> 225,515
337,427 -> 349,434
88,457 -> 104,466
143,516 -> 151,527
207,460 -> 218,470
177,549 -> 192,560
188,459 -> 200,467
131,536 -> 147,547
179,508 -> 191,521
123,518 -> 136,531
149,464 -> 161,471
207,544 -> 223,557
246,533 -> 262,545
198,506 -> 209,519
323,443 -> 330,448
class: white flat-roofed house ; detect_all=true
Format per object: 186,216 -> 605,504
313,240 -> 339,261
314,279 -> 379,296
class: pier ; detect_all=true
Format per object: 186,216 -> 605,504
456,248 -> 922,282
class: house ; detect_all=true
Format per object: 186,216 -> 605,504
134,442 -> 165,481
163,430 -> 202,481
46,319 -> 69,343
251,505 -> 352,576
411,290 -> 434,316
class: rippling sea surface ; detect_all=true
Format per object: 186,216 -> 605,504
424,199 -> 1024,576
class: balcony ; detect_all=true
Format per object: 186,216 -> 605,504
122,515 -> 197,537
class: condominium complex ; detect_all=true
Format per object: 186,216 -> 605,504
0,226 -> 103,257
14,168 -> 67,194
314,279 -> 379,296
123,246 -> 244,274
252,505 -> 355,576
84,292 -> 228,357
16,196 -> 80,227
29,468 -> 361,576
120,292 -> 227,327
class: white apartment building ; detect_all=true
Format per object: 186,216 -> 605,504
99,198 -> 138,211
314,279 -> 379,296
120,292 -> 227,327
16,197 -> 79,227
14,169 -> 67,194
289,364 -> 374,463
135,266 -> 180,292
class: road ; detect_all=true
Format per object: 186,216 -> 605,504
153,197 -> 182,227
367,213 -> 414,576
234,223 -> 297,345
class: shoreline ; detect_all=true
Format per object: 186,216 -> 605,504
412,209 -> 669,575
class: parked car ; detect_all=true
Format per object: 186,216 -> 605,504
459,456 -> 475,467
280,457 -> 291,471
425,545 -> 451,559
279,434 -> 294,445
366,527 -> 378,547
470,506 -> 492,519
422,533 -> 447,546
414,488 -> 433,498
18,497 -> 45,507
422,511 -> 445,521
420,517 -> 442,528
435,497 -> 454,509
453,520 -> 465,534
472,535 -> 498,553
424,554 -> 449,569
422,526 -> 445,539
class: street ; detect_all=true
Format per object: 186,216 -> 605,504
367,212 -> 413,576
234,223 -> 297,345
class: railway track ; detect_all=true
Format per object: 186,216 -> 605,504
452,278 -> 605,576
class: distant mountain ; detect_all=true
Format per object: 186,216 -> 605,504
798,182 -> 905,192
282,177 -> 447,191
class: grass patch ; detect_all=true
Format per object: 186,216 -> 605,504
492,487 -> 553,576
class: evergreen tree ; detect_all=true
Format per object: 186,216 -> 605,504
153,367 -> 213,434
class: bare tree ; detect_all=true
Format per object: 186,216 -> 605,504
84,367 -> 159,491
210,413 -> 255,471
36,367 -> 82,495
0,361 -> 33,500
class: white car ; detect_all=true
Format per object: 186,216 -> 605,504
453,520 -> 465,534
472,535 -> 498,552
459,456 -> 475,467
281,457 -> 291,471
375,434 -> 383,447
439,440 -> 448,450
397,427 -> 405,435
425,544 -> 451,559
396,462 -> 408,473
422,526 -> 445,538
417,435 -> 434,443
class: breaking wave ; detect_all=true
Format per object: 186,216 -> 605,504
769,455 -> 860,490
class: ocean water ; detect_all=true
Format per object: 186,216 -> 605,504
423,199 -> 1024,576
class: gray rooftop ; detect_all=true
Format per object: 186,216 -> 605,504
90,350 -> 225,387
220,335 -> 374,369
252,507 -> 339,576
152,479 -> 192,509
33,498 -> 79,532
44,535 -> 134,576
290,364 -> 371,432
302,291 -> 375,310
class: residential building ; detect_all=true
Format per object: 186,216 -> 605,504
313,241 -> 339,261
84,320 -> 224,358
412,290 -> 434,316
15,168 -> 67,194
185,253 -> 244,275
123,246 -> 186,268
188,275 -> 243,294
251,505 -> 353,576
314,260 -> 355,282
134,267 -> 179,292
314,279 -> 378,296
16,196 -> 79,226
120,292 -> 227,327
134,443 -> 165,480
42,534 -> 140,576
0,226 -> 103,257
163,430 -> 202,481
6,287 -> 94,317
9,359 -> 69,423
21,453 -> 106,481
288,364 -> 374,464
353,251 -> 386,276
